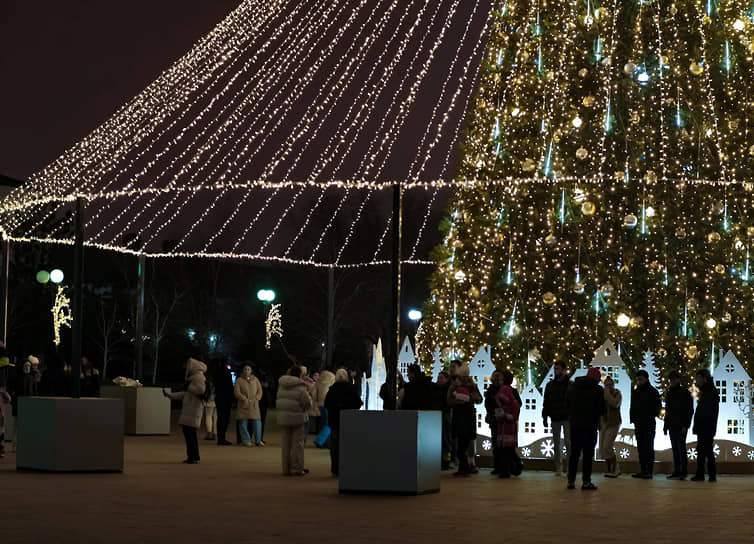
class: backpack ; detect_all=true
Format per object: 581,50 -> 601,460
202,380 -> 214,404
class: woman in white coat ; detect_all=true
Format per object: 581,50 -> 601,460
164,358 -> 207,464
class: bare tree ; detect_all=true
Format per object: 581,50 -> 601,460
92,295 -> 124,380
149,285 -> 186,383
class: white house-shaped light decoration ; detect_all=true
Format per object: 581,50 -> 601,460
365,339 -> 385,410
398,336 -> 415,381
431,347 -> 443,381
469,345 -> 495,436
518,379 -> 547,446
714,350 -> 753,446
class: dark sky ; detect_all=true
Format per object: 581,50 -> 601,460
0,1 -> 240,180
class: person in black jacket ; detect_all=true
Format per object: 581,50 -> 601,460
324,368 -> 363,476
663,371 -> 694,479
211,358 -> 234,446
485,371 -> 503,475
691,369 -> 719,482
399,364 -> 433,410
542,361 -> 571,475
566,367 -> 605,490
630,369 -> 662,479
432,371 -> 453,470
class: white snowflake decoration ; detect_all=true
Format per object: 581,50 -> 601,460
482,439 -> 492,451
521,447 -> 532,458
748,450 -> 754,461
541,439 -> 555,458
688,448 -> 698,460
619,448 -> 630,460
732,446 -> 742,457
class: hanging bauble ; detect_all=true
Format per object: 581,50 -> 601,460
522,158 -> 537,172
630,316 -> 643,327
749,144 -> 754,156
581,201 -> 596,216
687,297 -> 699,310
630,111 -> 640,124
600,284 -> 614,297
452,239 -> 464,248
714,264 -> 726,274
521,50 -> 530,61
702,15 -> 712,25
528,348 -> 541,361
545,71 -> 555,81
657,347 -> 667,358
711,200 -> 725,214
578,68 -> 589,78
707,231 -> 721,244
685,345 -> 699,359
545,233 -> 558,247
722,311 -> 732,323
615,171 -> 626,181
675,227 -> 687,239
689,61 -> 704,76
730,119 -> 740,131
649,261 -> 663,272
573,282 -> 585,294
576,147 -> 589,160
582,95 -> 596,107
624,62 -> 637,74
468,286 -> 480,298
542,292 -> 557,305
595,7 -> 608,20
573,188 -> 586,202
623,214 -> 638,228
645,170 -> 658,183
454,270 -> 467,282
670,5 -> 678,15
584,14 -> 594,27
735,239 -> 744,250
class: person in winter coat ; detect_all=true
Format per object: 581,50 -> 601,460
277,365 -> 313,476
234,364 -> 263,446
399,364 -> 433,410
485,371 -> 503,474
300,366 -> 319,442
542,361 -> 571,475
211,359 -> 234,445
379,373 -> 404,410
630,369 -> 662,479
664,371 -> 694,480
495,371 -> 522,479
566,367 -> 605,490
691,369 -> 719,482
163,358 -> 207,464
313,369 -> 336,438
433,371 -> 453,470
447,363 -> 483,477
80,356 -> 100,397
600,375 -> 622,477
324,368 -> 363,475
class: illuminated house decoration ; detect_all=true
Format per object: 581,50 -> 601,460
398,336 -> 415,381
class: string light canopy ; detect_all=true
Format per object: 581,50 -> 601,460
0,0 -> 494,268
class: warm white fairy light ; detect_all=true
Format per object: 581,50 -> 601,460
51,285 -> 73,346
265,303 -> 283,349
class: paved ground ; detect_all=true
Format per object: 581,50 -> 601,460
2,422 -> 753,543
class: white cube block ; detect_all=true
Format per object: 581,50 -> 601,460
339,410 -> 441,494
101,386 -> 171,435
17,397 -> 124,472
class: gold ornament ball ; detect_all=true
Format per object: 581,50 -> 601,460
542,292 -> 557,305
453,239 -> 464,248
582,95 -> 596,107
630,111 -> 640,124
624,62 -> 637,74
623,214 -> 638,228
573,282 -> 585,294
722,312 -> 732,323
702,14 -> 711,25
707,231 -> 721,244
615,171 -> 626,181
689,61 -> 704,76
714,264 -> 726,274
545,71 -> 555,81
749,144 -> 754,156
675,227 -> 687,239
578,68 -> 589,78
670,5 -> 678,15
711,200 -> 725,214
522,158 -> 536,172
730,119 -> 740,131
687,297 -> 699,310
468,286 -> 480,298
576,147 -> 589,160
747,226 -> 754,237
581,201 -> 596,216
685,345 -> 699,359
645,170 -> 658,183
657,347 -> 668,358
649,261 -> 662,272
545,233 -> 558,247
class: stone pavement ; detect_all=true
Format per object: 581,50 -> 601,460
1,426 -> 753,543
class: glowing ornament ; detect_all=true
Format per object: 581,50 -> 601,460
511,107 -> 521,117
630,111 -> 640,124
573,188 -> 586,202
573,282 -> 585,294
624,62 -> 637,74
637,71 -> 649,83
687,297 -> 699,310
576,147 -> 588,160
675,227 -> 687,239
584,15 -> 594,27
645,170 -> 657,182
545,71 -> 555,81
600,284 -> 614,297
454,270 -> 467,282
749,144 -> 754,156
702,15 -> 711,25
722,312 -> 732,323
522,158 -> 536,172
469,286 -> 480,298
711,200 -> 725,214
615,171 -> 625,181
542,292 -> 557,305
623,214 -> 638,228
582,95 -> 596,107
734,19 -> 745,31
689,61 -> 704,76
685,345 -> 699,359
581,201 -> 596,215
714,264 -> 726,274
705,317 -> 717,329
645,206 -> 655,217
657,348 -> 667,357
572,116 -> 583,128
545,233 -> 558,247
578,68 -> 589,78
616,313 -> 630,327
748,226 -> 754,237
707,232 -> 721,244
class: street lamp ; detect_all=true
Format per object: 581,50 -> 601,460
50,269 -> 65,284
408,309 -> 422,321
36,270 -> 50,284
256,289 -> 276,303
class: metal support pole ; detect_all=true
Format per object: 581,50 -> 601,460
326,265 -> 335,369
1,240 -> 9,345
71,198 -> 85,399
134,254 -> 146,381
386,183 -> 403,410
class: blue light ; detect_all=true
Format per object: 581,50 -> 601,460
637,71 -> 650,84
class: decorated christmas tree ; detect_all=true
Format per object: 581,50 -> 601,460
422,0 -> 754,378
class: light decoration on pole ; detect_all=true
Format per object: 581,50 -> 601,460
51,285 -> 72,346
265,303 -> 283,350
257,289 -> 276,303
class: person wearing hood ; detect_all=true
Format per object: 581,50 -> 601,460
163,358 -> 207,464
691,369 -> 719,482
664,371 -> 694,480
399,364 -> 433,410
566,367 -> 605,490
600,375 -> 622,478
542,361 -> 571,476
234,364 -> 263,447
447,362 -> 483,476
277,365 -> 313,476
324,368 -> 363,475
630,369 -> 662,479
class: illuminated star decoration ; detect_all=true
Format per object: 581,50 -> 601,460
265,304 -> 283,350
51,285 -> 72,346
